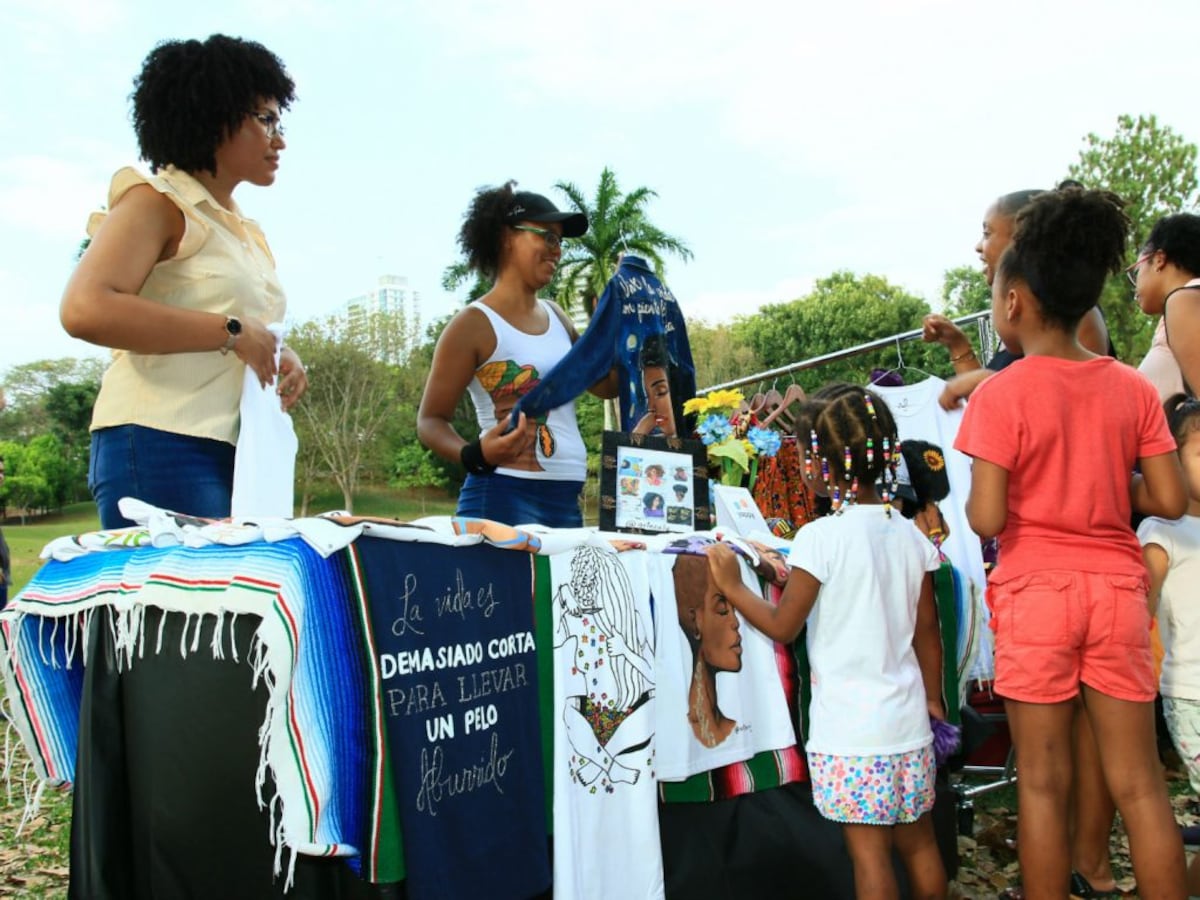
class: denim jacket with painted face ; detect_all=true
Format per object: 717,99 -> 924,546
514,255 -> 696,435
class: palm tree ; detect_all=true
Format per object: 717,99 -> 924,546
552,167 -> 693,319
440,260 -> 491,305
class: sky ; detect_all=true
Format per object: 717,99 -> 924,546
2,0 -> 1197,374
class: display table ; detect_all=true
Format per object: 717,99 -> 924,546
1,514 -> 954,899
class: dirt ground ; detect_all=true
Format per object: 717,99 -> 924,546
1,731 -> 1195,898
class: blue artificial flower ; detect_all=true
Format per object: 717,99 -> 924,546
747,426 -> 782,457
697,414 -> 734,446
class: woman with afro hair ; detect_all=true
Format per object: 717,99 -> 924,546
59,36 -> 378,900
418,181 -> 618,527
61,33 -> 307,529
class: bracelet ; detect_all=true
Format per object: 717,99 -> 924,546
460,438 -> 497,476
949,348 -> 976,363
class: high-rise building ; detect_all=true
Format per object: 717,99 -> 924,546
344,275 -> 422,363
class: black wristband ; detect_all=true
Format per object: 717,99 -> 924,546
460,438 -> 497,476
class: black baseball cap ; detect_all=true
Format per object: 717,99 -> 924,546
505,191 -> 589,238
899,440 -> 950,507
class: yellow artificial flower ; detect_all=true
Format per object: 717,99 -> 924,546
683,396 -> 712,416
704,389 -> 745,413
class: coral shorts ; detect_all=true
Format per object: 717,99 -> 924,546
986,568 -> 1156,704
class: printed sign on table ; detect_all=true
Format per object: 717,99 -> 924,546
353,537 -> 548,900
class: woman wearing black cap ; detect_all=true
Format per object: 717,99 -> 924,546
418,181 -> 618,527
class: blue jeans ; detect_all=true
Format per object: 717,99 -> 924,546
456,472 -> 584,528
89,425 -> 236,529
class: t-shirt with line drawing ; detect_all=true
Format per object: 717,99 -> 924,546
549,543 -> 663,899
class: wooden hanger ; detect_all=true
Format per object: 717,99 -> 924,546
759,383 -> 784,420
759,382 -> 807,432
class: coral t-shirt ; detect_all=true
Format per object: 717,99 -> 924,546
955,356 -> 1176,581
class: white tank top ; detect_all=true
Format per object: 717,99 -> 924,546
465,300 -> 587,481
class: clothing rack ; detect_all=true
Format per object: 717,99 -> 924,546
697,310 -> 995,395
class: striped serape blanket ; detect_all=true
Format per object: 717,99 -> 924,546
0,537 -> 369,888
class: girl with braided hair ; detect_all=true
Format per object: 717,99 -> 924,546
708,385 -> 948,899
957,187 -> 1188,898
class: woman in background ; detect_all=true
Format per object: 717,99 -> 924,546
923,184 -> 1111,411
418,181 -> 617,527
1132,212 -> 1200,398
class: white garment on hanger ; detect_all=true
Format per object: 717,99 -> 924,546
872,377 -> 992,681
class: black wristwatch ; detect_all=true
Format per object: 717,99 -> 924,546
220,316 -> 242,355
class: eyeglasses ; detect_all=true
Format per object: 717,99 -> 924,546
1126,251 -> 1152,287
511,224 -> 563,250
252,112 -> 285,140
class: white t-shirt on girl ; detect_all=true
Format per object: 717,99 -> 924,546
790,504 -> 940,756
1137,515 -> 1200,700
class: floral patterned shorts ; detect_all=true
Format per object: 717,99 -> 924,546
808,744 -> 936,825
1163,697 -> 1200,796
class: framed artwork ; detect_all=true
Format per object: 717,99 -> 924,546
599,431 -> 712,534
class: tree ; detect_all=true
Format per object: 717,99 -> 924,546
1066,114 -> 1199,361
287,314 -> 406,512
388,315 -> 478,495
552,168 -> 693,319
687,320 -> 766,392
941,266 -> 991,318
0,436 -> 68,520
440,260 -> 491,305
732,271 -> 947,393
0,357 -> 105,442
44,380 -> 100,503
391,444 -> 450,514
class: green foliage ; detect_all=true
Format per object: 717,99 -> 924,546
0,359 -> 101,506
0,436 -> 69,519
441,260 -> 492,304
0,357 -> 105,443
553,168 -> 693,319
688,320 -> 766,392
43,380 -> 100,503
287,313 -> 407,513
402,314 -> 476,491
1066,114 -> 1200,361
942,266 -> 991,317
392,444 -> 450,491
732,271 -> 948,393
